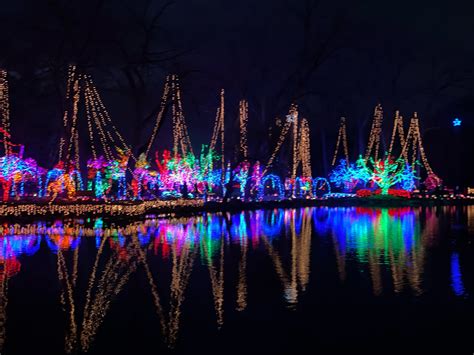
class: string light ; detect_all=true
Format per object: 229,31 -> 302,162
401,113 -> 434,175
330,155 -> 371,192
238,99 -> 248,160
365,104 -> 383,162
51,67 -> 136,200
424,173 -> 443,190
388,111 -> 406,159
262,108 -> 294,176
219,89 -> 225,182
209,89 -> 225,183
0,66 -> 447,205
258,174 -> 284,200
331,117 -> 349,166
145,76 -> 171,158
0,72 -> 45,201
83,76 -> 134,163
263,105 -> 312,191
0,199 -> 204,217
0,69 -> 11,155
291,105 -> 299,179
299,118 -> 312,178
250,161 -> 262,199
369,156 -> 407,195
234,161 -> 250,199
169,75 -> 194,158
312,177 -> 331,197
63,72 -> 81,169
330,152 -> 419,195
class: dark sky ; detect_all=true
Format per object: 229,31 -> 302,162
1,0 -> 474,184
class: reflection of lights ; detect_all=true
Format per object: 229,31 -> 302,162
314,207 -> 423,295
46,235 -> 81,252
0,235 -> 41,259
322,207 -> 418,263
284,287 -> 297,304
0,199 -> 204,217
450,252 -> 465,297
0,206 -> 446,351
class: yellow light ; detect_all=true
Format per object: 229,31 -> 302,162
331,117 -> 349,166
239,99 -> 248,160
365,104 -> 383,162
0,199 -> 204,217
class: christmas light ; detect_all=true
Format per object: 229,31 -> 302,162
312,177 -> 331,197
299,118 -> 312,178
0,199 -> 204,217
365,104 -> 383,162
238,99 -> 249,160
210,89 -> 225,183
388,111 -> 406,159
424,173 -> 443,191
400,163 -> 418,191
145,76 -> 171,158
263,117 -> 291,176
369,156 -> 409,195
290,105 -> 299,179
330,153 -> 418,196
331,117 -> 349,166
0,66 -> 447,207
401,113 -> 440,187
0,69 -> 11,155
258,174 -> 284,200
234,161 -> 250,199
329,156 -> 371,192
263,105 -> 313,182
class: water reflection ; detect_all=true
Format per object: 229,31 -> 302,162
450,252 -> 465,297
314,207 -> 427,295
0,206 -> 472,353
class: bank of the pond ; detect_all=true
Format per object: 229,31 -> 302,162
0,196 -> 473,221
199,197 -> 474,214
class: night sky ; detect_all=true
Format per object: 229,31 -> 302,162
1,0 -> 473,185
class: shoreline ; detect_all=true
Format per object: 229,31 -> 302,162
0,197 -> 472,220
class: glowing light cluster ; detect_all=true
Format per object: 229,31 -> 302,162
329,156 -> 371,192
330,154 -> 418,195
370,156 -> 409,195
329,105 -> 441,195
257,174 -> 283,200
0,66 -> 444,207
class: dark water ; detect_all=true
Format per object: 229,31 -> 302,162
0,206 -> 473,355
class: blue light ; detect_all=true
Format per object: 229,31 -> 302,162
452,118 -> 462,127
450,252 -> 465,297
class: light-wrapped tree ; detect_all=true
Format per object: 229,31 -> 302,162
369,156 -> 405,195
329,156 -> 371,191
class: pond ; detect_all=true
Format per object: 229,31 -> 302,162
0,206 -> 472,354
